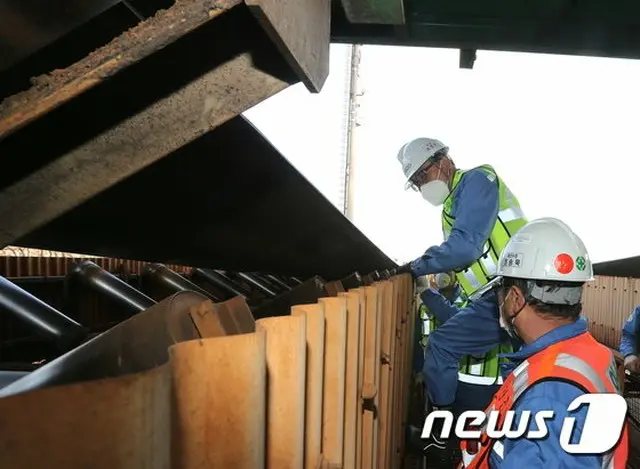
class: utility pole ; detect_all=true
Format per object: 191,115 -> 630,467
343,44 -> 363,220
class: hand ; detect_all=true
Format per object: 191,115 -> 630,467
624,354 -> 640,373
397,262 -> 415,277
415,275 -> 429,291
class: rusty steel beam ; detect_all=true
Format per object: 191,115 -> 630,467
0,0 -> 124,72
0,0 -> 330,248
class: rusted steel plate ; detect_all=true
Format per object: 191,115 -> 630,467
0,0 -> 322,248
0,0 -> 123,73
245,0 -> 331,92
0,0 -> 241,140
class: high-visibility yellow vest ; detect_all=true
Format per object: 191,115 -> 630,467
419,295 -> 514,386
442,164 -> 528,298
437,165 -> 525,385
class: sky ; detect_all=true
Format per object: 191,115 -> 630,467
245,44 -> 640,265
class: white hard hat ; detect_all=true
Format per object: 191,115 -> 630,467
497,217 -> 594,283
397,138 -> 449,183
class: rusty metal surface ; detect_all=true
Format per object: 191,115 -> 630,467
0,0 -> 123,73
582,275 -> 640,349
246,0 -> 331,92
0,291 -> 208,397
0,0 -> 302,249
0,0 -> 241,139
0,254 -> 190,278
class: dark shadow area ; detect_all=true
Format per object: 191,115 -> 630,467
17,116 -> 395,279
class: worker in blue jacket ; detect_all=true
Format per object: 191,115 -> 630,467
620,306 -> 640,372
458,218 -> 627,469
395,138 -> 527,420
412,273 -> 467,410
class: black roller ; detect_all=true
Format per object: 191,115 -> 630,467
191,268 -> 250,299
341,272 -> 363,290
253,276 -> 327,319
251,273 -> 288,294
68,261 -> 156,315
0,275 -> 87,350
264,274 -> 293,292
235,272 -> 277,298
141,264 -> 220,301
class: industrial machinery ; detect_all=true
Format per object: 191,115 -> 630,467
1,0 -> 640,467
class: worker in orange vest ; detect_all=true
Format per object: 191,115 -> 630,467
457,217 -> 628,468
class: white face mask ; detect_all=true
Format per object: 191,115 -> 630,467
499,289 -> 520,339
420,180 -> 450,206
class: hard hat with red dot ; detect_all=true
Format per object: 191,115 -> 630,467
496,217 -> 594,283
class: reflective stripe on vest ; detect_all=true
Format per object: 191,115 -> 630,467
459,332 -> 629,469
458,372 -> 504,386
458,341 -> 513,384
442,165 -> 527,298
419,294 -> 511,384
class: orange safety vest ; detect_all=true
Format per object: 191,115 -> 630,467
458,331 -> 629,469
